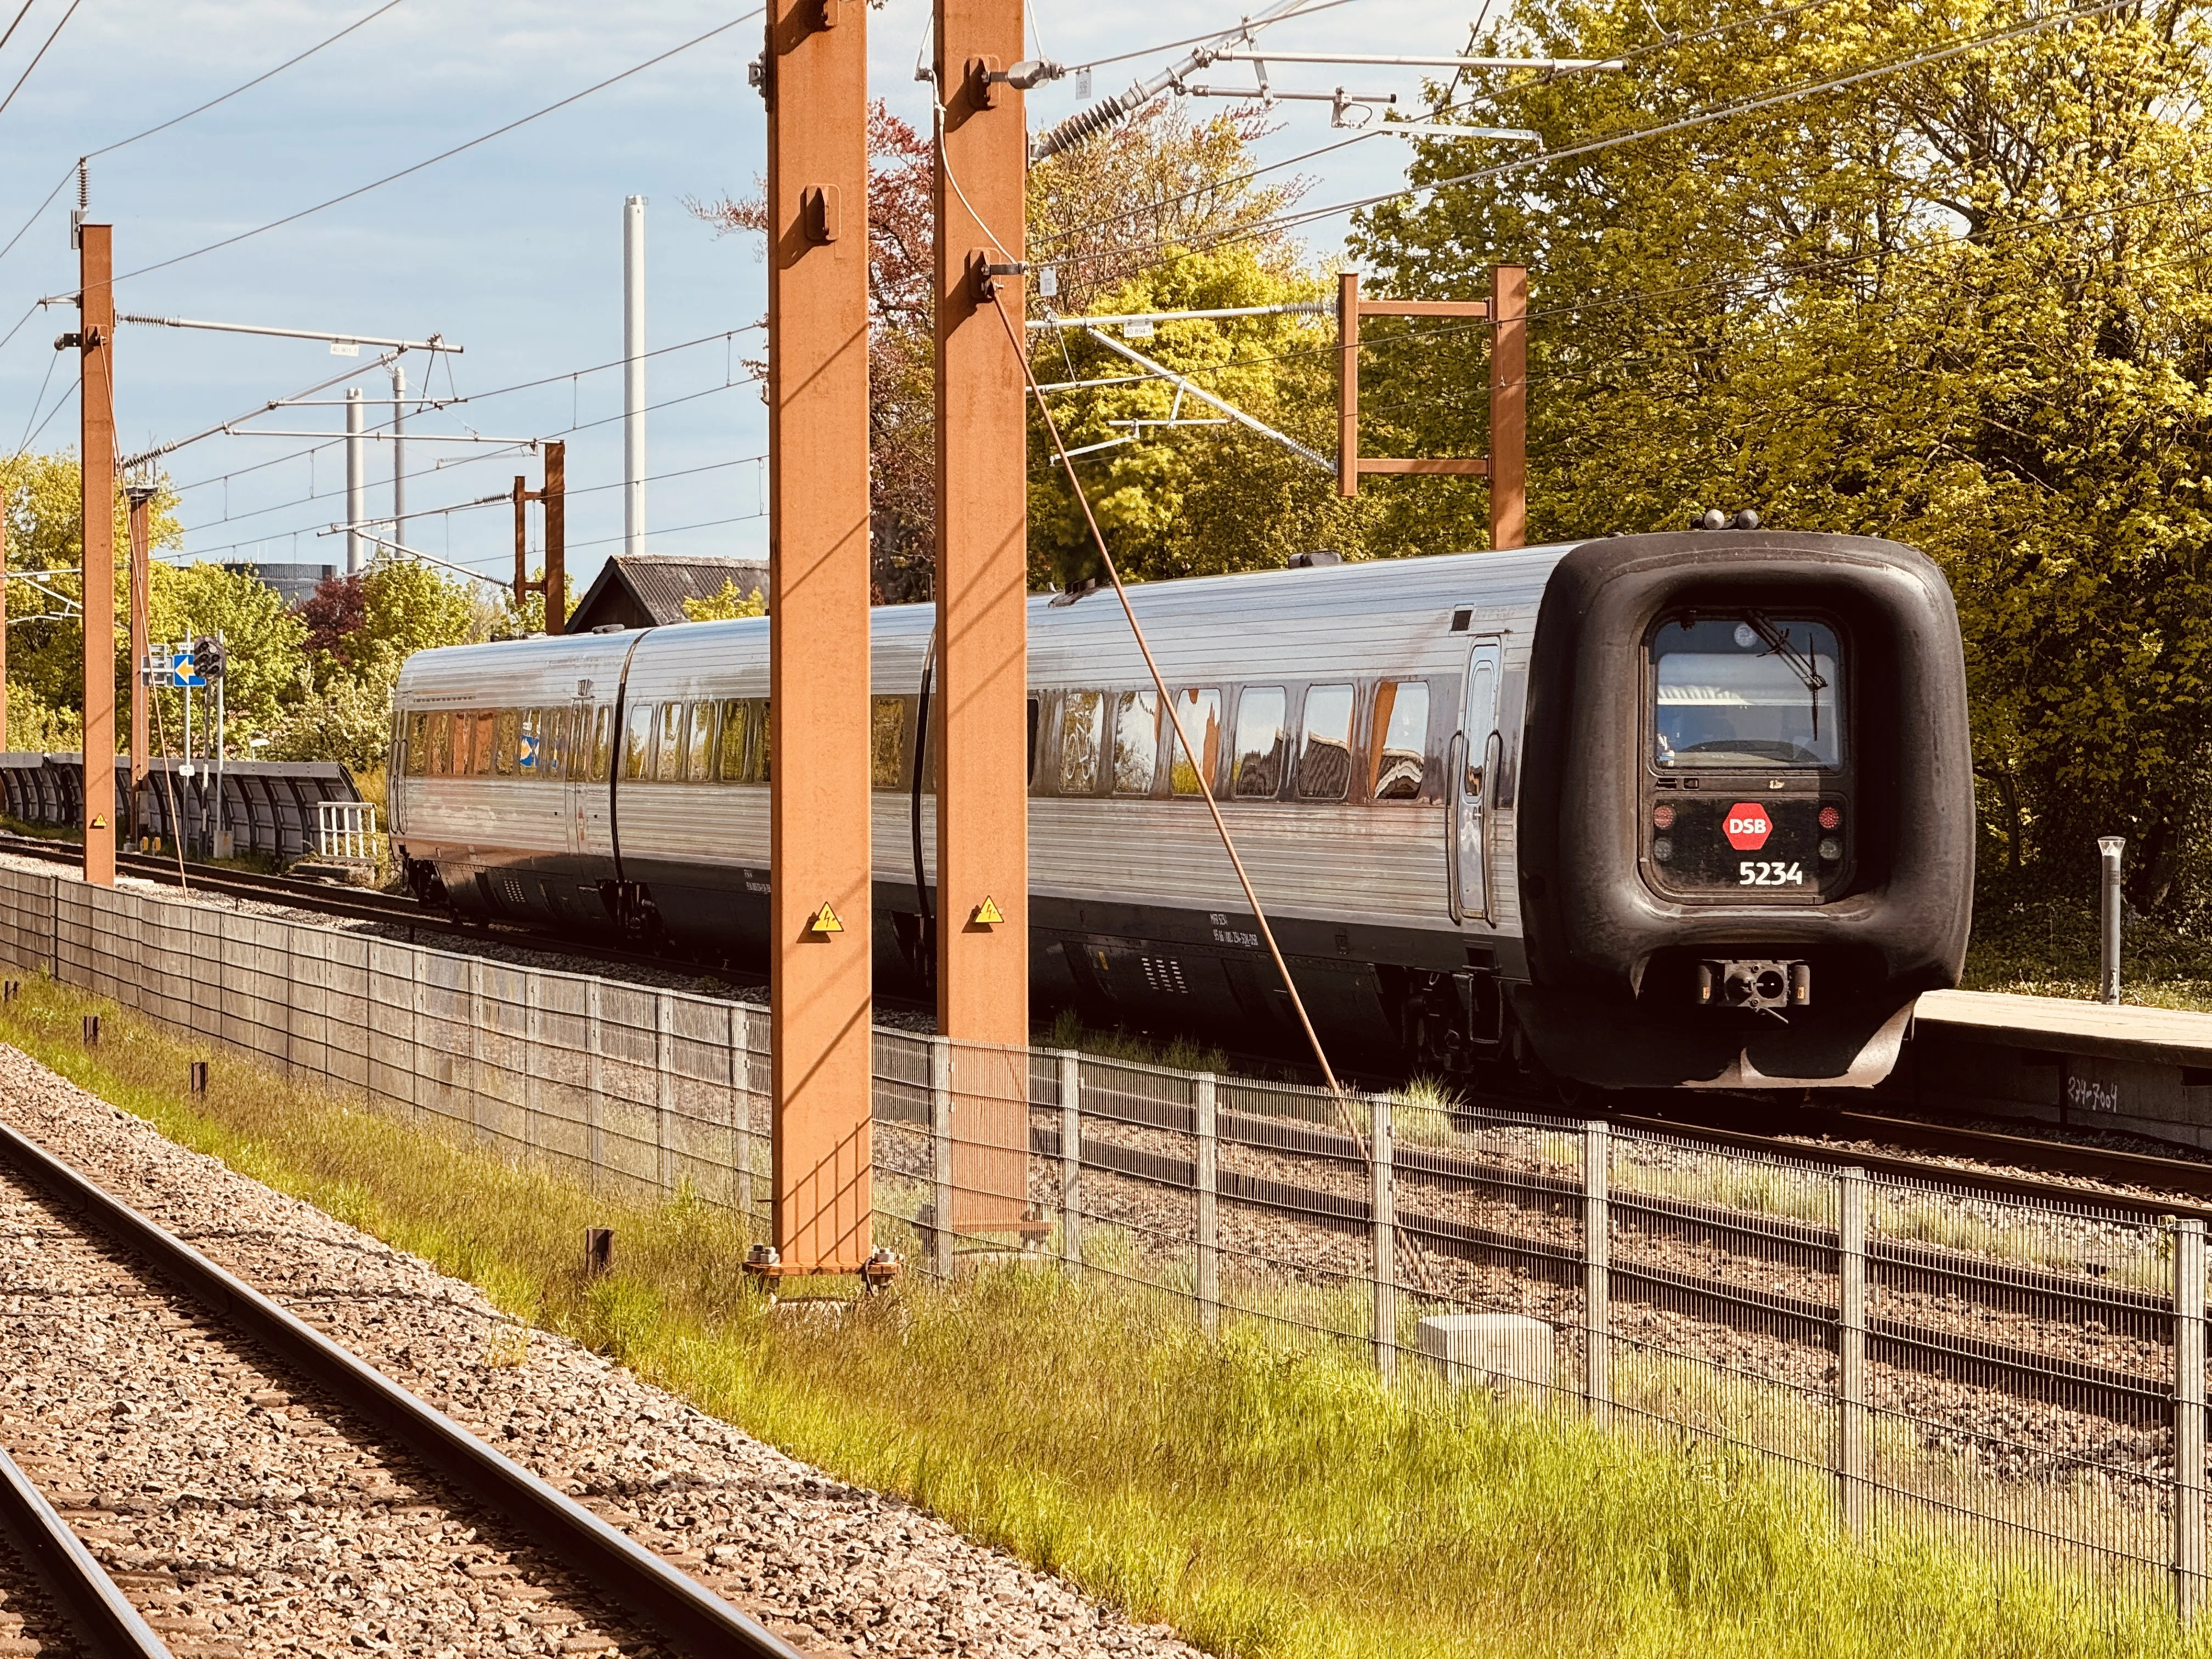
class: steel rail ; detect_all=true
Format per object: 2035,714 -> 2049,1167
0,1116 -> 806,1659
0,1440 -> 174,1657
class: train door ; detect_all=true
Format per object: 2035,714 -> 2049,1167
568,689 -> 602,859
1451,639 -> 1503,924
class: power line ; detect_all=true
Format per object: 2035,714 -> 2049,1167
0,0 -> 80,123
1059,0 -> 1370,73
115,7 -> 767,285
0,0 -> 39,61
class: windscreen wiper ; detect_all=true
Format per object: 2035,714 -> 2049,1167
1743,610 -> 1826,743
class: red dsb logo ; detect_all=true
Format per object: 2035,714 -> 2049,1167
1724,803 -> 1773,851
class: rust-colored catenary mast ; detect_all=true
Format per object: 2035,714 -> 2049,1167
79,223 -> 116,887
764,0 -> 877,1273
933,0 -> 1033,1232
1336,264 -> 1527,550
127,483 -> 155,845
509,440 -> 568,635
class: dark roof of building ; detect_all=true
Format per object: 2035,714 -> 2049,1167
566,555 -> 769,633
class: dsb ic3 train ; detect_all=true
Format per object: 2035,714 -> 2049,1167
389,528 -> 1973,1092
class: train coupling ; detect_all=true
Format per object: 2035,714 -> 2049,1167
1697,958 -> 1811,1013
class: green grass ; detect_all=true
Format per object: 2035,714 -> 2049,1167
1966,883 -> 2212,1013
0,970 -> 2201,1659
1042,1006 -> 1228,1075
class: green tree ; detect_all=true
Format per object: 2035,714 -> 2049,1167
681,577 -> 766,622
1351,0 -> 2212,909
146,562 -> 309,737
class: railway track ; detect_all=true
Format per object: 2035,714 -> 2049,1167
0,1114 -> 802,1659
0,1436 -> 167,1657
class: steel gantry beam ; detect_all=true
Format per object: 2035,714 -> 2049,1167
934,0 -> 1032,1232
765,0 -> 876,1272
78,224 -> 116,888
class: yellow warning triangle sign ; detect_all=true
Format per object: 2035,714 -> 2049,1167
972,895 -> 1005,926
89,815 -> 107,830
806,901 -> 844,935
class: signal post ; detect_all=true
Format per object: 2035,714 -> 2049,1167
763,0 -> 876,1272
79,223 -> 115,886
930,0 -> 1032,1233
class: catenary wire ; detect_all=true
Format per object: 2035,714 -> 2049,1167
0,0 -> 80,123
114,8 -> 767,285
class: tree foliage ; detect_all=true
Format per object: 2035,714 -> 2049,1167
1350,0 -> 2212,909
680,577 -> 767,622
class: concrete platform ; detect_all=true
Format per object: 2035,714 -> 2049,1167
1901,989 -> 2212,1152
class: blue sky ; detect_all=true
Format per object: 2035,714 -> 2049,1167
0,0 -> 1490,598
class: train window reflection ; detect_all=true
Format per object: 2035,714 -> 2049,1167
1169,690 -> 1221,796
517,710 -> 541,775
543,708 -> 567,781
427,712 -> 450,777
1296,684 -> 1355,800
623,703 -> 654,781
1059,691 -> 1104,794
716,698 -> 769,783
1113,690 -> 1159,795
590,707 -> 612,782
871,697 -> 908,789
472,711 -> 497,777
1233,687 -> 1286,798
657,703 -> 683,782
1370,681 -> 1429,800
405,713 -> 429,778
1653,616 -> 1841,769
682,702 -> 715,782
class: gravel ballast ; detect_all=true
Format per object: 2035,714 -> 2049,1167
0,1045 -> 1199,1659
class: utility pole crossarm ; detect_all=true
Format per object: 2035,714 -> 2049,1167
116,315 -> 462,353
1077,325 -> 1334,471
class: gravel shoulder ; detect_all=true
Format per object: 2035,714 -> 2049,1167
0,1043 -> 1200,1659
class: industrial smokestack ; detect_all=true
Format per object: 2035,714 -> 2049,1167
623,195 -> 646,558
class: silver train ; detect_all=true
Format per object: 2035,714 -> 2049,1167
389,529 -> 1973,1091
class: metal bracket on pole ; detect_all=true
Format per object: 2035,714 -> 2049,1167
507,442 -> 568,634
1078,325 -> 1334,470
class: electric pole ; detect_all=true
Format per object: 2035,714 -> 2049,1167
78,219 -> 116,887
507,441 -> 567,634
0,505 -> 9,749
346,387 -> 365,573
390,360 -> 407,554
765,0 -> 874,1273
933,0 -> 1031,1225
126,481 -> 154,847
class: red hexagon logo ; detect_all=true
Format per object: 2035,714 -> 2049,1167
1724,803 -> 1773,851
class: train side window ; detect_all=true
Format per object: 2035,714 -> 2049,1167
427,711 -> 450,776
1232,686 -> 1286,798
870,697 -> 908,789
516,709 -> 540,776
1059,690 -> 1104,794
1112,690 -> 1159,795
1168,689 -> 1222,795
589,707 -> 612,781
472,710 -> 497,777
1295,684 -> 1355,800
719,698 -> 770,783
656,703 -> 684,782
715,700 -> 747,781
683,701 -> 715,782
623,703 -> 655,780
493,709 -> 521,776
540,708 -> 566,780
1369,680 -> 1430,800
404,712 -> 429,778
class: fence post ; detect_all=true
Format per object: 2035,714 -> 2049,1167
1837,1167 -> 1868,1532
586,978 -> 605,1187
1195,1071 -> 1218,1337
408,947 -> 427,1126
655,991 -> 675,1194
1373,1093 -> 1396,1381
1058,1049 -> 1081,1276
930,1036 -> 955,1279
1584,1120 -> 1610,1423
523,970 -> 542,1158
732,1001 -> 754,1228
2178,1216 -> 2207,1622
468,955 -> 487,1143
47,873 -> 57,979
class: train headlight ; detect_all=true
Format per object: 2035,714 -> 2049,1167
1818,836 -> 1843,861
1652,837 -> 1674,862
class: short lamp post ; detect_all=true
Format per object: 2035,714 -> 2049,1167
2099,836 -> 2126,1006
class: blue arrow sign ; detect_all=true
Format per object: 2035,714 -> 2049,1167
172,651 -> 206,689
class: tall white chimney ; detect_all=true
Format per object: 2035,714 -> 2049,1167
623,195 -> 647,558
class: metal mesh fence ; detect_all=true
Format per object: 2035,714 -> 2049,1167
1,863 -> 2203,1623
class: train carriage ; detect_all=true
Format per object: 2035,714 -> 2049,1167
389,527 -> 1973,1092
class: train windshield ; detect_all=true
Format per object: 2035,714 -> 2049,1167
1652,616 -> 1841,769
